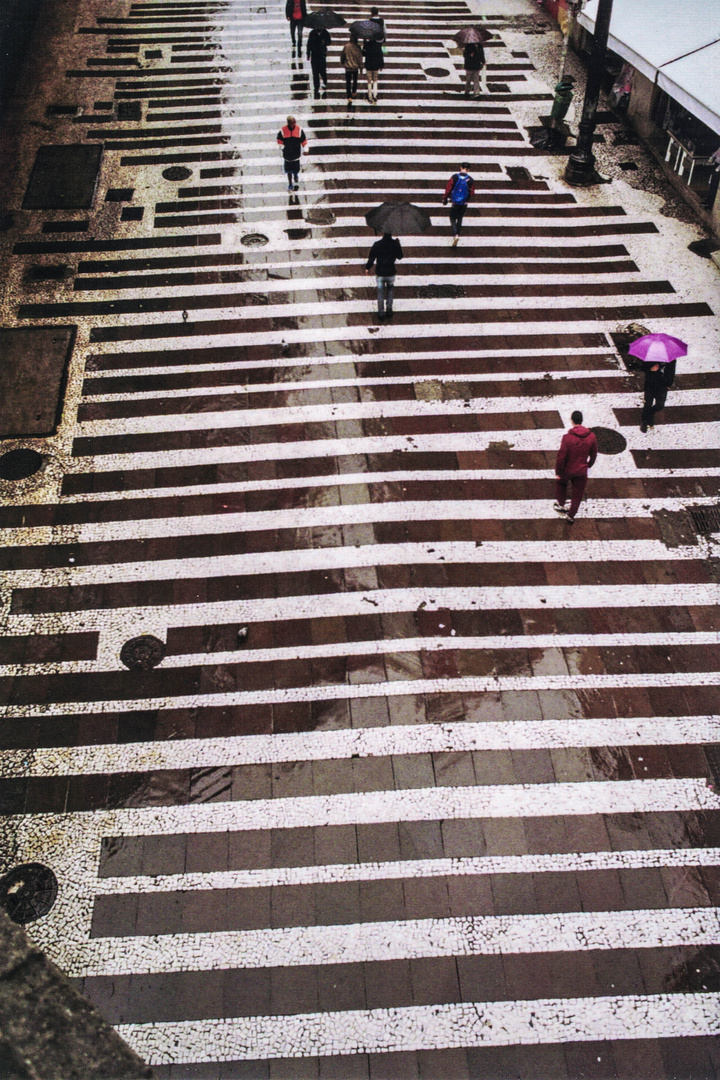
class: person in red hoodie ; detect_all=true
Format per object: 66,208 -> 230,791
553,410 -> 598,523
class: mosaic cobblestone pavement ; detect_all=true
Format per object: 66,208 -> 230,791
1,0 -> 720,1075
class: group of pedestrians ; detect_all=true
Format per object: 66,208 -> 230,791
286,4 -> 386,104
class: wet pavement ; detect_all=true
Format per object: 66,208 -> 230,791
1,0 -> 720,1076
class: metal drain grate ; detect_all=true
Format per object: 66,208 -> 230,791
689,505 -> 720,534
418,283 -> 466,299
163,166 -> 192,182
241,232 -> 269,246
0,448 -> 44,480
590,426 -> 627,455
120,634 -> 166,670
0,864 -> 58,924
305,208 -> 336,225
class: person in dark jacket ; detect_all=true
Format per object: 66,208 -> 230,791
640,359 -> 675,432
307,27 -> 331,95
285,0 -> 307,52
363,36 -> 384,103
365,232 -> 403,319
553,410 -> 598,522
277,116 -> 307,190
443,163 -> 474,246
463,42 -> 485,97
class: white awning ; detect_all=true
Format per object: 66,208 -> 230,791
578,0 -> 720,132
658,41 -> 720,137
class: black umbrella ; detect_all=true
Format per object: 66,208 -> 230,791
350,18 -> 384,40
303,9 -> 346,29
365,201 -> 432,235
453,26 -> 493,45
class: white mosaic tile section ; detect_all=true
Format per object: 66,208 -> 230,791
63,907 -> 720,977
96,846 -> 720,896
1,715 -> 717,778
118,993 -> 720,1063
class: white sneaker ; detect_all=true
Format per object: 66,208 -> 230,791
553,502 -> 568,514
451,236 -> 459,247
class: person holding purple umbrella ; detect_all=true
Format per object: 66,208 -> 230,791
628,332 -> 686,433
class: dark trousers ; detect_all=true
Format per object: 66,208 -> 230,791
310,56 -> 327,92
641,385 -> 667,427
345,69 -> 359,97
449,203 -> 467,235
555,473 -> 587,519
289,18 -> 303,48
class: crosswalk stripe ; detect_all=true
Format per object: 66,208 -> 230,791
118,993 -> 720,1062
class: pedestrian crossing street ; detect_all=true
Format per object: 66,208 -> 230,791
1,0 -> 720,1075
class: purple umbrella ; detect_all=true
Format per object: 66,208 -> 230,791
453,26 -> 493,45
628,332 -> 688,363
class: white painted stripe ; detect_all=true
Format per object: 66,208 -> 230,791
1,539 -> 711,590
2,631 -> 717,679
56,467 -> 720,505
73,428 -> 720,474
5,582 -> 720,646
3,671 -> 720,720
59,908 -> 720,977
117,993 -> 720,1063
10,779 -> 719,837
98,848 -> 720,896
5,496 -> 719,547
2,715 -> 716,778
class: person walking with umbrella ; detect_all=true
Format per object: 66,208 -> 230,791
341,33 -> 363,106
627,334 -> 685,432
462,41 -> 485,97
277,115 -> 308,191
365,233 -> 403,320
443,163 -> 474,246
286,0 -> 307,53
306,25 -> 331,96
553,410 -> 597,523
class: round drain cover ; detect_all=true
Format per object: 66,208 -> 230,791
425,67 -> 450,77
0,448 -> 44,481
0,864 -> 58,924
241,232 -> 269,247
162,166 -> 192,181
305,208 -> 336,225
120,634 -> 166,670
590,426 -> 627,455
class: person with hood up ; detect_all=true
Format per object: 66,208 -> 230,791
307,26 -> 331,96
553,410 -> 597,522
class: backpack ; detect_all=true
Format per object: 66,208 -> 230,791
450,173 -> 471,204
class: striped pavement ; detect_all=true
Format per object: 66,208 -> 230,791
1,0 -> 720,1076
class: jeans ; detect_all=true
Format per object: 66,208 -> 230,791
641,385 -> 667,427
311,56 -> 327,93
449,203 -> 466,235
376,275 -> 395,314
555,474 -> 588,519
464,68 -> 481,94
345,69 -> 358,97
289,18 -> 303,48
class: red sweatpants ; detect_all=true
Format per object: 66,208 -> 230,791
555,473 -> 587,519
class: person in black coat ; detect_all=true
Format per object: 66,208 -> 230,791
307,27 -> 331,95
285,0 -> 307,51
363,37 -> 384,102
463,42 -> 485,97
365,232 -> 403,319
640,360 -> 675,432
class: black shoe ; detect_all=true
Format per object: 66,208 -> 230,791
385,309 -> 393,319
640,423 -> 647,433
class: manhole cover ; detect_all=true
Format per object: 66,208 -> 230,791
305,208 -> 336,225
162,166 -> 192,181
0,864 -> 58,924
0,448 -> 44,480
241,232 -> 269,247
689,505 -> 720,534
418,283 -> 466,299
120,634 -> 166,670
425,67 -> 450,77
590,426 -> 627,455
